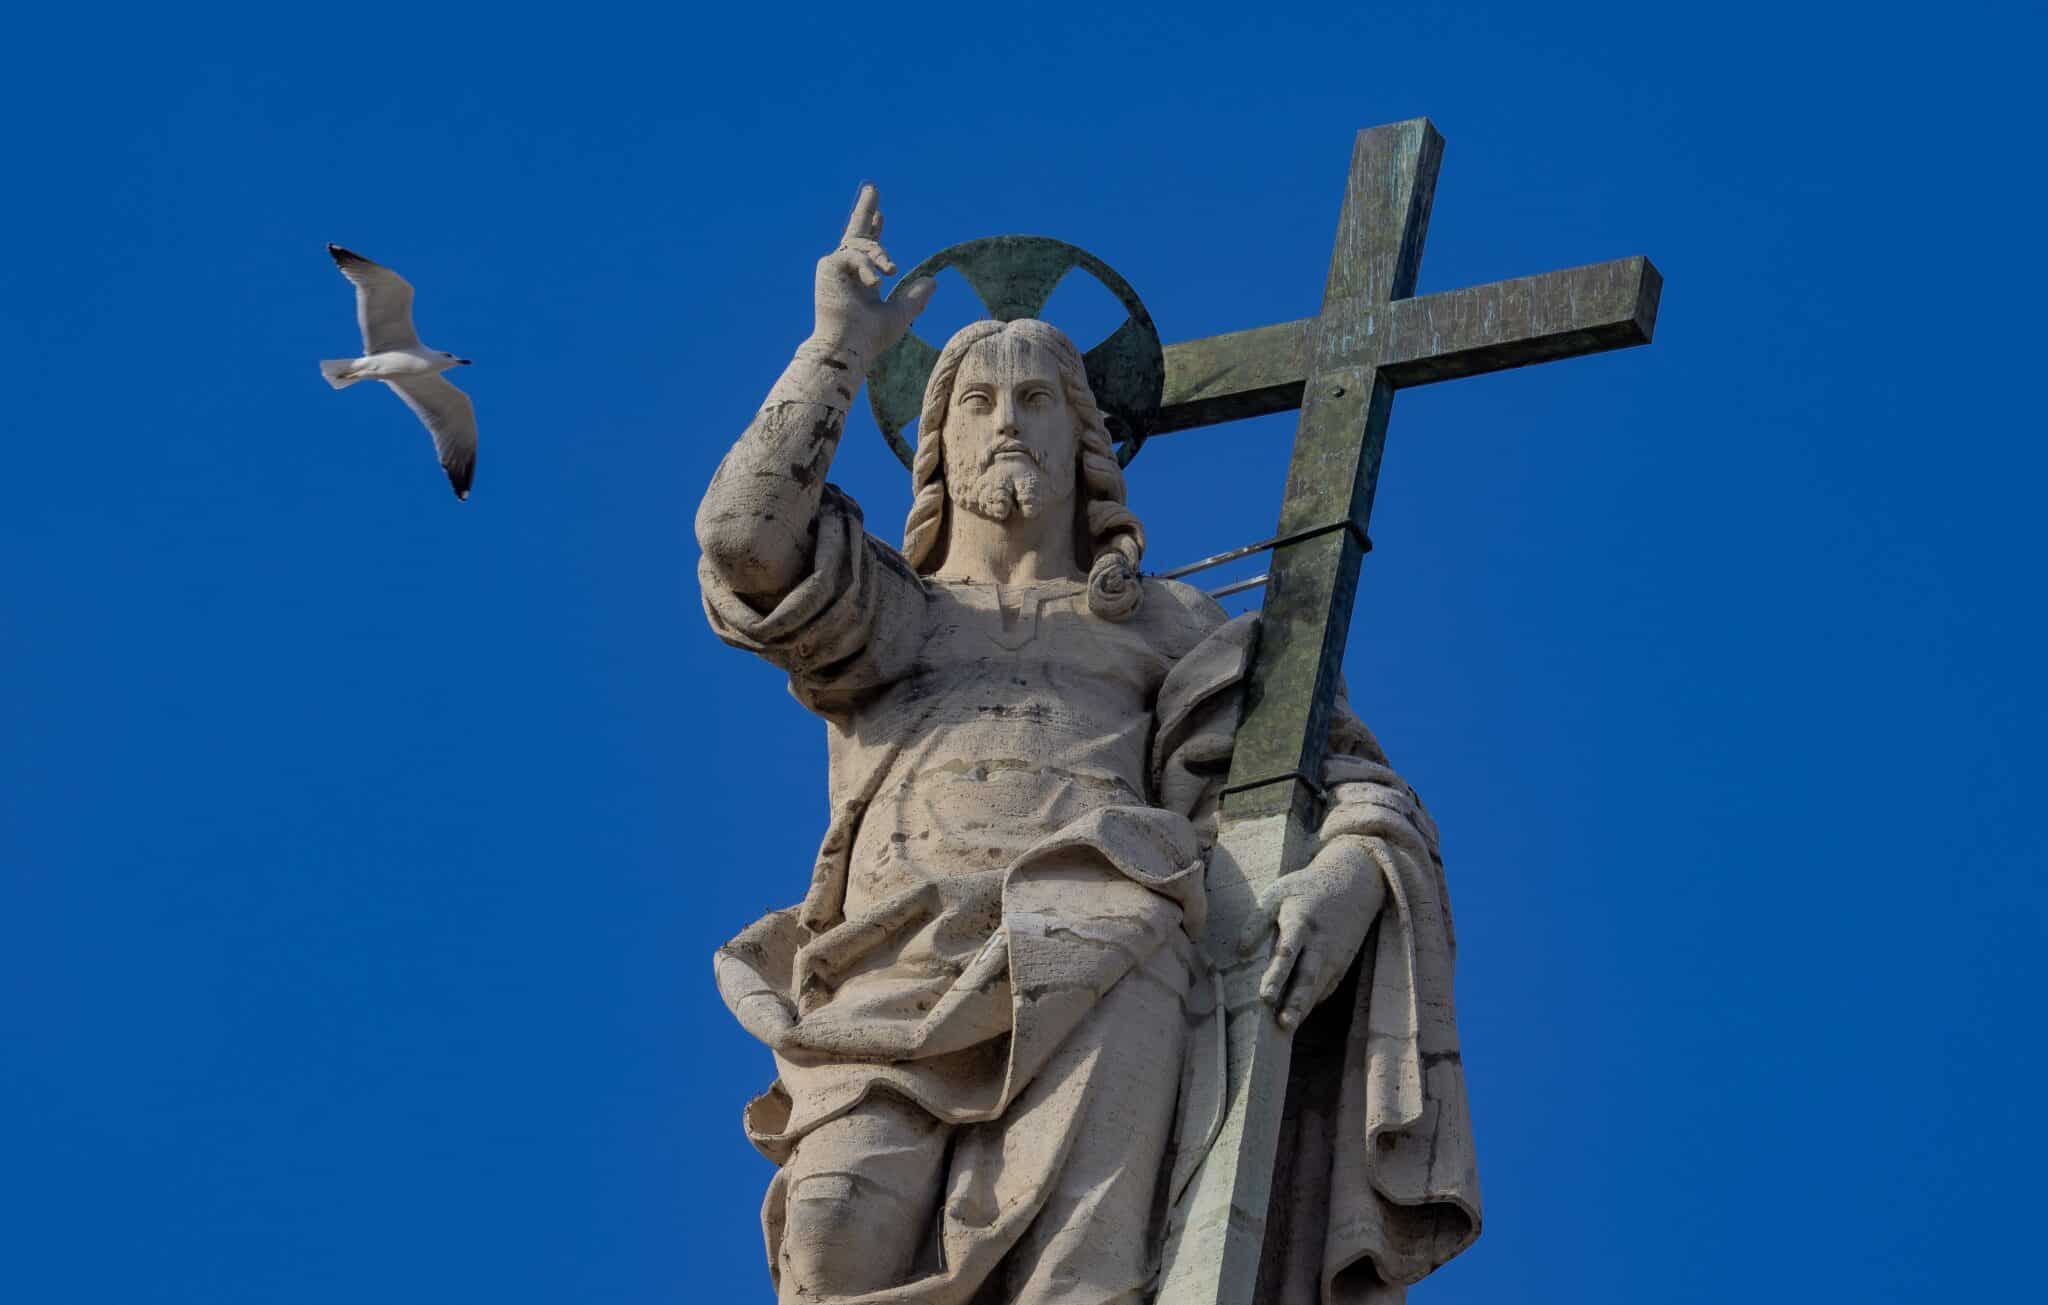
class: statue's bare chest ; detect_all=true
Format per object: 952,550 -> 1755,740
846,581 -> 1174,901
901,580 -> 1171,729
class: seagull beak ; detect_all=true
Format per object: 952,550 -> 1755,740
456,358 -> 474,365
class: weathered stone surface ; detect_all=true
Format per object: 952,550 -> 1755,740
694,185 -> 1473,1304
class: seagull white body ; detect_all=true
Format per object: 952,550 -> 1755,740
345,348 -> 464,380
321,244 -> 478,499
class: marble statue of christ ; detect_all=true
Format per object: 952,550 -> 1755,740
695,186 -> 1479,1305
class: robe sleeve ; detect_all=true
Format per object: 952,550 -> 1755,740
1316,694 -> 1481,1300
698,482 -> 928,718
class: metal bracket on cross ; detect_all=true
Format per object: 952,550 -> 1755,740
864,235 -> 1165,470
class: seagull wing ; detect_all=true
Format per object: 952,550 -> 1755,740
329,244 -> 420,353
387,374 -> 477,500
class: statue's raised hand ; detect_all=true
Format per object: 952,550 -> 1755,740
812,182 -> 937,363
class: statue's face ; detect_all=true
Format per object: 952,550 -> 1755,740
942,332 -> 1079,525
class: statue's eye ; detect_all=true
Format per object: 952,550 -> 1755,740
1023,390 -> 1051,407
959,392 -> 992,413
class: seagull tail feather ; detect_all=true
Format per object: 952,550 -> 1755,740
320,359 -> 363,390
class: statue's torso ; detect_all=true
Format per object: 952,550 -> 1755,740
842,577 -> 1173,919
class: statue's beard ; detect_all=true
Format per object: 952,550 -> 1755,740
948,453 -> 1046,523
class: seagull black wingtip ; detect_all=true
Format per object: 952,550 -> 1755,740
327,243 -> 369,266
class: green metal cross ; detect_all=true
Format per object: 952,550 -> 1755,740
1152,119 -> 1660,1303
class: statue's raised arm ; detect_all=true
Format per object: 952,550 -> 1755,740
694,184 -> 935,603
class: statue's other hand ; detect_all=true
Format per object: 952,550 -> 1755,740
812,182 -> 936,362
1237,838 -> 1389,1031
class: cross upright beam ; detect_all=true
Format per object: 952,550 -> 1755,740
1154,120 -> 1659,1304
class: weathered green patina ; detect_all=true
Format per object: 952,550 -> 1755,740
1155,254 -> 1661,432
867,235 -> 1164,468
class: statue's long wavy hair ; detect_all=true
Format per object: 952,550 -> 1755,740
900,319 -> 1145,621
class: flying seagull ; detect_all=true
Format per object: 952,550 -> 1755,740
320,244 -> 477,499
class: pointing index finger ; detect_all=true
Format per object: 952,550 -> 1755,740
843,182 -> 881,242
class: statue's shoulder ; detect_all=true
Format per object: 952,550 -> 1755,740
1140,576 -> 1231,658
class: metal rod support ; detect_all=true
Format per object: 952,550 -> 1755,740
1206,573 -> 1270,599
1154,519 -> 1372,581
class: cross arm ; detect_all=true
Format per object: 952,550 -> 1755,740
1151,255 -> 1662,434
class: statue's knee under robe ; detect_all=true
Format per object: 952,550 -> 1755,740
778,1094 -> 950,1295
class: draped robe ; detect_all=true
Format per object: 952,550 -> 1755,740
701,485 -> 1481,1302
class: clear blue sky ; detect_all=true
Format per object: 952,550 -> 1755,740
4,3 -> 2040,1301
